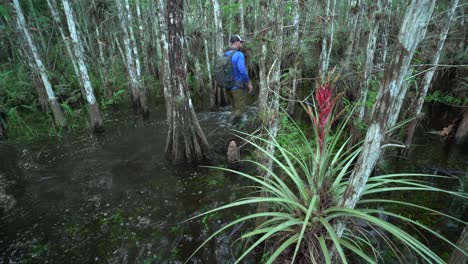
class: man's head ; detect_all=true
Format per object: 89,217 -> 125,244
230,35 -> 245,49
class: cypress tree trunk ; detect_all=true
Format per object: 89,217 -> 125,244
264,0 -> 284,173
157,0 -> 172,123
116,0 -> 148,117
163,0 -> 210,163
12,0 -> 66,128
95,26 -> 111,99
211,0 -> 224,107
62,0 -> 103,132
258,43 -> 269,120
339,0 -> 436,212
405,0 -> 460,146
239,0 -> 245,35
319,0 -> 336,81
341,0 -> 364,71
286,0 -> 301,115
358,0 -> 383,121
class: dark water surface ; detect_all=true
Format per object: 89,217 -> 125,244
0,107 -> 258,264
0,106 -> 466,263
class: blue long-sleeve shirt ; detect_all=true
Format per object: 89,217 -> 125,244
225,50 -> 250,89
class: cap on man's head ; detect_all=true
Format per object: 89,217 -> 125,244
230,35 -> 245,43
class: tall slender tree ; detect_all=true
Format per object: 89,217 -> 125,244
339,0 -> 436,212
62,0 -> 103,131
319,0 -> 336,81
405,0 -> 460,146
211,0 -> 224,107
162,0 -> 209,163
116,0 -> 149,116
12,0 -> 66,128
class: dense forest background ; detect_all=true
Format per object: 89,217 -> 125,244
0,0 -> 466,142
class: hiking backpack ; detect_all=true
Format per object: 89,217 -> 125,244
214,50 -> 237,89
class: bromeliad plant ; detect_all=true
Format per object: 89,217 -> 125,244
186,73 -> 467,263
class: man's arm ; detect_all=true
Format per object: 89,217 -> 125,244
237,52 -> 253,93
236,52 -> 250,82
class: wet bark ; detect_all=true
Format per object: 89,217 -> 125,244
340,0 -> 436,212
62,0 -> 103,131
163,0 -> 210,163
12,0 -> 66,128
405,0 -> 460,147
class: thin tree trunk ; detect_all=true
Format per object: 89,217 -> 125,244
12,0 -> 66,128
211,0 -> 224,107
339,0 -> 435,213
116,0 -> 148,116
405,0 -> 460,146
265,0 -> 283,173
376,0 -> 392,69
62,0 -> 103,131
358,0 -> 384,121
47,0 -> 86,97
163,0 -> 209,163
319,0 -> 336,81
258,43 -> 268,120
157,0 -> 172,122
341,0 -> 364,70
239,0 -> 245,36
287,0 -> 301,115
96,27 -> 112,99
125,0 -> 148,116
135,0 -> 150,76
256,0 -> 284,228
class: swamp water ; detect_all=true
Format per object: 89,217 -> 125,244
0,106 -> 466,263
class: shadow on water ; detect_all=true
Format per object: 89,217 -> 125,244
0,106 -> 258,264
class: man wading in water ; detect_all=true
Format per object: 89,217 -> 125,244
225,35 -> 253,124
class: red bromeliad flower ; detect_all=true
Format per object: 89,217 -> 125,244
301,71 -> 342,153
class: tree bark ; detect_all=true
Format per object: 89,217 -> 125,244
341,0 -> 364,71
163,0 -> 210,163
239,0 -> 245,36
340,0 -> 436,211
211,0 -> 224,107
12,0 -> 66,128
358,1 -> 384,121
319,0 -> 336,81
116,0 -> 148,116
405,0 -> 460,146
62,0 -> 103,131
287,0 -> 301,115
157,0 -> 172,122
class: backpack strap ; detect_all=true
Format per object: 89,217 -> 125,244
226,49 -> 237,59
